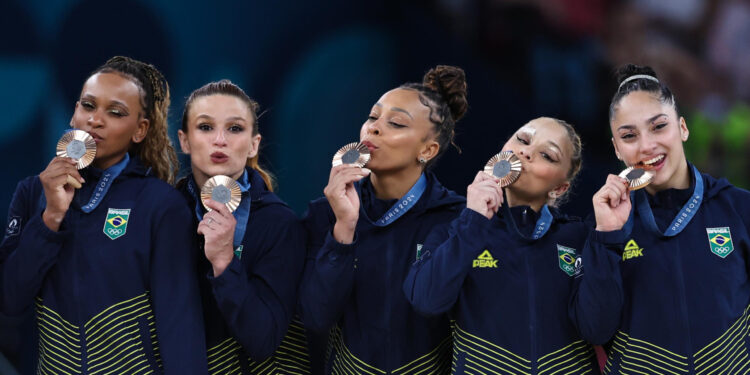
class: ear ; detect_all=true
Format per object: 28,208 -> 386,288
177,129 -> 190,154
132,118 -> 149,144
679,116 -> 689,142
247,133 -> 261,159
611,137 -> 622,160
549,181 -> 571,199
418,140 -> 440,164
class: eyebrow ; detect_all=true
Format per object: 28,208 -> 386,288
374,103 -> 413,120
617,113 -> 668,131
546,140 -> 562,154
81,94 -> 128,108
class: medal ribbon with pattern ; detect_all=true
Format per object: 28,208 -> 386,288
80,153 -> 130,213
357,173 -> 427,227
501,198 -> 554,241
633,165 -> 703,237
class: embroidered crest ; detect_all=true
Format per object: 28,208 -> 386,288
103,208 -> 130,240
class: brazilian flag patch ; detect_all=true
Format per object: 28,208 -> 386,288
103,208 -> 130,240
707,227 -> 733,258
557,244 -> 581,277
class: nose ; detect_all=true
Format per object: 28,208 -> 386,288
517,146 -> 532,161
86,110 -> 104,129
366,119 -> 381,136
638,136 -> 657,157
213,129 -> 228,146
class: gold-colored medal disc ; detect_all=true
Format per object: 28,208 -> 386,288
618,166 -> 654,190
484,151 -> 522,187
201,175 -> 242,213
56,130 -> 96,169
332,142 -> 370,168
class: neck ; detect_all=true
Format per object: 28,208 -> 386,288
505,188 -> 546,213
645,159 -> 690,195
370,167 -> 423,200
93,153 -> 127,170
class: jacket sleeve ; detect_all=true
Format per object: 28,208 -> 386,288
208,211 -> 307,361
150,192 -> 207,374
568,228 -> 626,345
298,202 -> 357,333
403,208 -> 493,316
1,179 -> 69,316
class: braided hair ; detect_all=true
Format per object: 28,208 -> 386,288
399,65 -> 469,169
91,56 -> 177,184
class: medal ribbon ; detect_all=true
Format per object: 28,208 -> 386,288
502,198 -> 554,241
357,173 -> 427,227
635,165 -> 703,237
80,153 -> 130,213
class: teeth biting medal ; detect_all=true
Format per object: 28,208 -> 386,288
332,142 -> 370,167
484,151 -> 522,187
619,164 -> 654,190
56,129 -> 97,189
201,175 -> 242,213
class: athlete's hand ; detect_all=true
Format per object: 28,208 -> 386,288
593,174 -> 631,232
39,157 -> 84,231
323,165 -> 370,244
467,171 -> 504,220
198,199 -> 236,276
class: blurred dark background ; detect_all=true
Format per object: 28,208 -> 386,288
2,0 -> 749,372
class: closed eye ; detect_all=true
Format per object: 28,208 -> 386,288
516,135 -> 529,145
80,101 -> 95,110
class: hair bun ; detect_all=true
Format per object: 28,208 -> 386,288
615,64 -> 659,87
423,65 -> 468,122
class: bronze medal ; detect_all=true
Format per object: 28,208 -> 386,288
201,175 -> 242,213
332,142 -> 370,168
619,166 -> 654,190
484,151 -> 522,187
56,130 -> 96,189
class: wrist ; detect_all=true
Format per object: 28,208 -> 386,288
42,209 -> 65,232
209,255 -> 232,277
333,221 -> 356,244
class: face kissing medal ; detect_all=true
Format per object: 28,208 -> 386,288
201,175 -> 242,213
332,142 -> 370,168
619,166 -> 654,190
56,129 -> 96,188
484,151 -> 522,187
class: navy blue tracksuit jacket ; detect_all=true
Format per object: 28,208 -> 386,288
571,165 -> 750,374
0,156 -> 207,374
405,205 -> 599,374
178,168 -> 309,374
300,173 -> 465,374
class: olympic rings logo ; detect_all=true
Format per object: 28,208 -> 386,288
107,228 -> 123,235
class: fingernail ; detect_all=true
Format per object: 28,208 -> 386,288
361,168 -> 371,174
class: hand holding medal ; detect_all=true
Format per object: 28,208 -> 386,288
55,129 -> 96,189
326,142 -> 372,244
